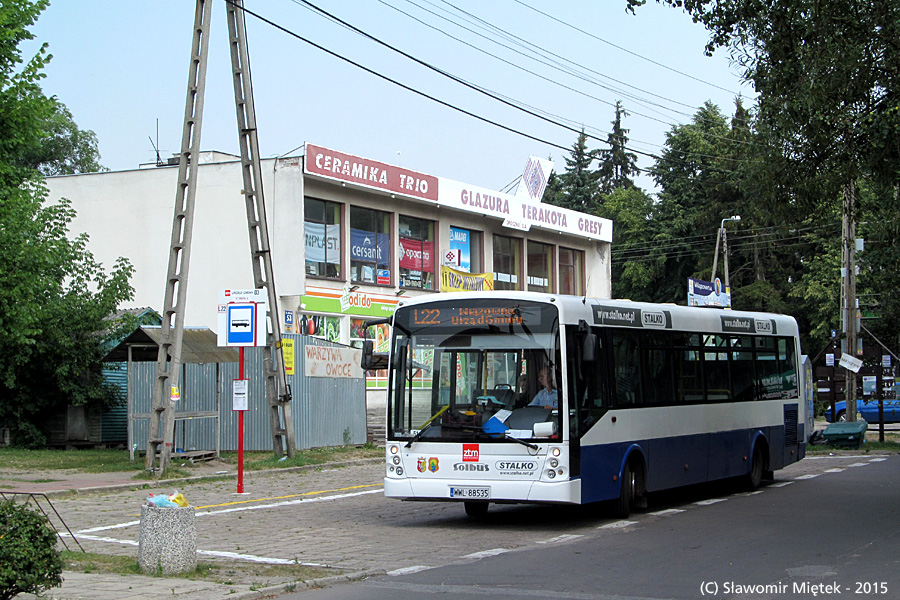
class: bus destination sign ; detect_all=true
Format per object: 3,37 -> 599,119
411,306 -> 524,328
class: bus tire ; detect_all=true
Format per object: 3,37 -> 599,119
613,460 -> 641,519
746,443 -> 764,491
464,502 -> 488,518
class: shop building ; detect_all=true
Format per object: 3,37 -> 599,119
47,143 -> 613,403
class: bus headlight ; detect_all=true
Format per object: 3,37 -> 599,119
549,458 -> 559,469
389,445 -> 399,455
396,466 -> 404,476
392,456 -> 401,465
551,447 -> 561,457
546,469 -> 556,479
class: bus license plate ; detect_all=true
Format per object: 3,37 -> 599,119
449,486 -> 491,499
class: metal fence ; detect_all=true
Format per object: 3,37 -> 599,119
128,334 -> 366,455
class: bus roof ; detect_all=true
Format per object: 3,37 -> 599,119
394,291 -> 799,337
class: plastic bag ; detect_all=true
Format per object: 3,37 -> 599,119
146,493 -> 178,508
168,491 -> 189,507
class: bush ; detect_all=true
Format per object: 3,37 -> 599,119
0,500 -> 64,600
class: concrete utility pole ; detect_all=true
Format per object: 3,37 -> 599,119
146,0 -> 296,474
842,183 -> 858,422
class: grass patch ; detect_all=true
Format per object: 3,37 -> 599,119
0,448 -> 139,473
60,551 -> 337,584
0,444 -> 380,477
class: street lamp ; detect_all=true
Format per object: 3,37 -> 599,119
710,215 -> 741,293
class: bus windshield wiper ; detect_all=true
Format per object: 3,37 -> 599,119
503,431 -> 539,450
405,423 -> 433,448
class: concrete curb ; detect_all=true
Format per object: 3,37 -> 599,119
37,456 -> 384,498
226,569 -> 386,600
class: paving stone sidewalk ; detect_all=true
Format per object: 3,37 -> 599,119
9,459 -> 384,600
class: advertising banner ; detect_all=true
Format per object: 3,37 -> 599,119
304,222 -> 340,264
350,228 -> 390,265
440,265 -> 494,292
688,277 -> 731,308
398,237 -> 434,272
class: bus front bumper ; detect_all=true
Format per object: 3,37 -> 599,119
384,477 -> 582,504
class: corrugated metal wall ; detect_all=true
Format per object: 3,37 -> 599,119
128,334 -> 366,452
101,363 -> 128,444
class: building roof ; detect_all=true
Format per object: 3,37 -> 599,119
103,326 -> 239,363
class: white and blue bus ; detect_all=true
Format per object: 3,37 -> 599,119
362,292 -> 810,517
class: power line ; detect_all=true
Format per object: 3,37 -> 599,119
232,1 -> 571,152
511,0 -> 740,95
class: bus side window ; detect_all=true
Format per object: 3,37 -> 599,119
612,331 -> 641,407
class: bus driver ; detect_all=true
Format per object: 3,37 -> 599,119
528,365 -> 558,409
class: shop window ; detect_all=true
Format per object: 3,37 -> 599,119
301,314 -> 341,342
493,234 -> 521,291
304,198 -> 341,279
527,240 -> 553,292
350,207 -> 391,284
449,226 -> 483,273
559,247 -> 584,295
399,215 -> 435,290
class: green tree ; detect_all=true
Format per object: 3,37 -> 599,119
20,101 -> 105,175
597,186 -> 658,301
0,0 -> 133,446
597,101 -> 640,194
629,0 -> 900,350
544,128 -> 600,213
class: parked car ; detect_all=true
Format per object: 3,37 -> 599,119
824,396 -> 900,423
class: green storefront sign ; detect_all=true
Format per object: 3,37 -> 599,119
300,293 -> 398,318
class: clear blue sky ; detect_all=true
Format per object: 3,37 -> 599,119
28,0 -> 753,193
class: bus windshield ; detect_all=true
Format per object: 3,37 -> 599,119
388,299 -> 561,443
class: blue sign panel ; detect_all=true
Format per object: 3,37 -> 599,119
227,304 -> 256,345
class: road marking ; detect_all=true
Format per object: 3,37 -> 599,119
194,483 -> 383,509
648,508 -> 685,516
536,534 -> 585,544
387,566 -> 432,576
600,520 -> 637,529
869,457 -> 888,462
694,498 -> 727,506
848,462 -> 869,467
463,548 -> 509,560
794,474 -> 820,480
824,468 -> 845,473
769,481 -> 794,487
82,488 -> 383,534
195,489 -> 382,517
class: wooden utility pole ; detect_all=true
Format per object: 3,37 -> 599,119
146,0 -> 296,474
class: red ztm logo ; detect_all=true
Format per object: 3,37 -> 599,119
462,444 -> 479,462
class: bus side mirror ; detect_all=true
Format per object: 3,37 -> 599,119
361,339 -> 375,370
360,339 -> 389,370
582,333 -> 597,363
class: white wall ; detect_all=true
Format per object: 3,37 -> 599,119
47,158 -> 305,330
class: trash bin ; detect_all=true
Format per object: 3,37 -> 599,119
822,420 -> 868,449
137,505 -> 197,574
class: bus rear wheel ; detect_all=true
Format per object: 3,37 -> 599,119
745,444 -> 764,491
464,501 -> 489,518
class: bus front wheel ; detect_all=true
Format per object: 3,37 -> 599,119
464,501 -> 489,518
613,461 -> 643,518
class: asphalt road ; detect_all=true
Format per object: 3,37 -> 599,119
281,452 -> 900,600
